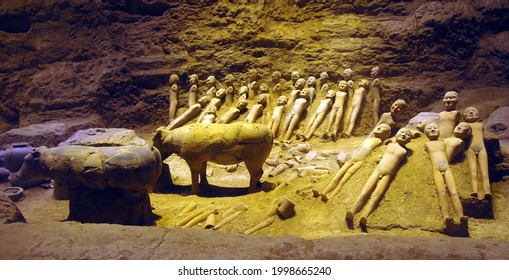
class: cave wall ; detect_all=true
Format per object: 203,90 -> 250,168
1,0 -> 508,132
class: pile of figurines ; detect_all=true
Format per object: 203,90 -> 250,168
163,68 -> 492,236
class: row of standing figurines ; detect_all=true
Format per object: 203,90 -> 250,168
165,67 -> 385,142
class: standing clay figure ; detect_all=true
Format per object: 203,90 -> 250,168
167,96 -> 211,130
424,123 -> 467,226
344,79 -> 369,137
444,122 -> 472,163
300,90 -> 334,141
315,124 -> 392,202
371,99 -> 408,136
288,78 -> 306,107
281,88 -> 310,142
306,76 -> 317,105
370,66 -> 382,126
464,107 -> 491,200
271,71 -> 283,97
267,96 -> 288,137
245,94 -> 268,123
345,127 -> 412,230
205,76 -> 218,99
224,74 -> 235,106
325,81 -> 348,140
168,74 -> 179,123
343,68 -> 354,98
438,91 -> 460,139
153,123 -> 274,194
188,74 -> 199,107
247,69 -> 259,100
218,99 -> 248,124
201,105 -> 217,124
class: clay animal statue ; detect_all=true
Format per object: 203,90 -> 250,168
153,123 -> 274,194
10,145 -> 162,225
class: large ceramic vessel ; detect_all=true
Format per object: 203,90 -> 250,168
3,142 -> 33,172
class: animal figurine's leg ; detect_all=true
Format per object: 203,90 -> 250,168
199,161 -> 209,187
244,143 -> 271,192
186,160 -> 202,194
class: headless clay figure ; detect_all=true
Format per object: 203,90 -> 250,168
288,78 -> 306,107
325,80 -> 348,140
224,74 -> 235,106
247,69 -> 259,100
188,74 -> 199,107
371,99 -> 408,136
167,96 -> 211,130
281,88 -> 310,142
424,122 -> 467,226
444,122 -> 472,163
245,94 -> 268,123
464,107 -> 491,200
217,98 -> 248,124
299,90 -> 334,141
344,79 -> 369,137
205,76 -> 218,99
438,91 -> 460,139
271,71 -> 283,97
201,105 -> 217,124
306,76 -> 317,106
370,66 -> 382,126
168,74 -> 179,123
315,123 -> 392,202
345,127 -> 412,230
267,96 -> 288,138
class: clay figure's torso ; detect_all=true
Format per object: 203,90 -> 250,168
469,122 -> 486,153
351,137 -> 382,162
333,91 -> 347,109
352,87 -> 366,107
425,140 -> 450,173
377,143 -> 407,176
438,110 -> 460,138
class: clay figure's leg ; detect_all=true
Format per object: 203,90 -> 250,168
349,170 -> 380,215
466,150 -> 479,197
304,114 -> 317,135
329,161 -> 363,199
345,106 -> 360,136
444,169 -> 465,219
326,109 -> 337,136
478,148 -> 491,198
305,112 -> 326,140
284,115 -> 300,141
280,114 -> 293,141
169,101 -> 177,123
271,116 -> 282,137
361,175 -> 391,221
332,106 -> 345,139
373,98 -> 380,126
433,169 -> 452,221
318,161 -> 354,198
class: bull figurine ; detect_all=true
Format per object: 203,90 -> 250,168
10,145 -> 162,226
153,123 -> 274,194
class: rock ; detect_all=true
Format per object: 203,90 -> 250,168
407,112 -> 439,130
58,128 -> 147,147
0,117 -> 102,148
485,107 -> 509,144
0,191 -> 26,224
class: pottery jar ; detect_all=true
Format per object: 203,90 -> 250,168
3,142 -> 33,172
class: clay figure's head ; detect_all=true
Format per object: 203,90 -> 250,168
189,74 -> 198,85
321,83 -> 329,92
319,72 -> 328,82
326,90 -> 336,100
371,66 -> 380,78
295,78 -> 306,90
238,85 -> 248,95
424,123 -> 440,141
236,99 -> 248,110
206,105 -> 217,115
395,127 -> 412,146
454,122 -> 472,139
291,71 -> 300,83
256,94 -> 268,105
443,91 -> 459,111
463,107 -> 480,123
300,88 -> 310,100
224,74 -> 234,85
259,83 -> 269,93
271,71 -> 281,84
373,123 -> 392,140
248,69 -> 258,82
277,96 -> 288,106
206,76 -> 217,87
390,99 -> 408,116
343,68 -> 353,80
338,80 -> 348,92
215,88 -> 226,99
358,79 -> 369,88
307,76 -> 317,88
169,74 -> 179,85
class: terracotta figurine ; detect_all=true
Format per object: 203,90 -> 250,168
224,74 -> 235,106
245,94 -> 268,123
218,99 -> 248,124
299,90 -> 334,141
166,96 -> 211,130
437,91 -> 460,139
325,80 -> 348,140
344,79 -> 369,137
444,122 -> 472,163
188,74 -> 199,107
370,66 -> 382,125
281,88 -> 310,142
168,74 -> 179,123
267,96 -> 288,137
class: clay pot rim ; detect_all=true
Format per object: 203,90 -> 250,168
3,187 -> 24,202
11,142 -> 30,148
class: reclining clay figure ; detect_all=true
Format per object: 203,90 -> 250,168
153,123 -> 274,194
10,145 -> 162,225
